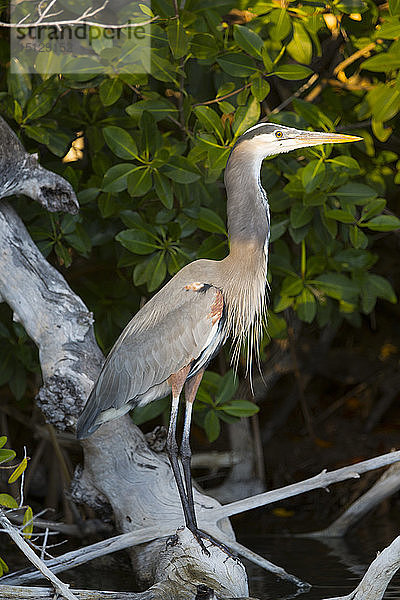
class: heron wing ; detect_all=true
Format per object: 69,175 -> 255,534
76,283 -> 225,438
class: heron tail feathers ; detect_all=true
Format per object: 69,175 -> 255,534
76,390 -> 135,440
76,394 -> 102,439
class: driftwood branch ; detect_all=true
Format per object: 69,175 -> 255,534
0,584 -> 146,599
2,523 -> 170,585
4,449 -> 400,590
202,450 -> 400,521
0,510 -> 79,600
324,535 -> 400,600
309,462 -> 400,538
2,518 -> 304,589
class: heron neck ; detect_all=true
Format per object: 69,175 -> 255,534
224,145 -> 270,258
220,144 -> 270,367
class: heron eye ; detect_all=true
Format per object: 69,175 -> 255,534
275,131 -> 283,138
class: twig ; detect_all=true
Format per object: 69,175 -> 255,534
36,0 -> 60,24
3,518 -> 303,588
0,15 -> 158,29
18,446 -> 28,508
333,42 -> 376,76
193,82 -> 252,107
270,73 -> 319,114
40,528 -> 50,560
0,509 -> 79,600
326,78 -> 374,91
9,513 -> 110,537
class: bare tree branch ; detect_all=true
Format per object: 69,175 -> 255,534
200,450 -> 400,521
324,535 -> 400,600
0,509 -> 79,600
308,462 -> 400,538
0,0 -> 159,29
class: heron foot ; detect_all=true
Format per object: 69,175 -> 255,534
189,526 -> 237,560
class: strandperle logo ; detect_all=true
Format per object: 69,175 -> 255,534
10,0 -> 151,75
15,23 -> 146,43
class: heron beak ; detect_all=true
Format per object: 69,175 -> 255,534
295,131 -> 363,145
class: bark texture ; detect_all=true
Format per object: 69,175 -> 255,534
0,116 -> 78,214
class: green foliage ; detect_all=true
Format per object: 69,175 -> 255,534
195,371 -> 259,442
0,437 -> 32,574
0,0 -> 399,439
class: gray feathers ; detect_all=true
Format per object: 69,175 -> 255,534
76,279 -> 225,438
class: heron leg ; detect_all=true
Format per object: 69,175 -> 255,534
182,371 -> 238,559
181,369 -> 204,529
167,364 -> 203,534
166,393 -> 193,529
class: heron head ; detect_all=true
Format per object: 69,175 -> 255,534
233,122 -> 362,160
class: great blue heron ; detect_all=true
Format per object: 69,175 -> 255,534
77,122 -> 361,549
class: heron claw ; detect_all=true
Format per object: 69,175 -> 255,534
190,527 -> 236,559
192,528 -> 211,556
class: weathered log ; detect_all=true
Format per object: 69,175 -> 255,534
0,116 -> 78,214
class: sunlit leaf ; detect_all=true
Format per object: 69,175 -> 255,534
287,22 -> 312,65
103,126 -> 138,160
251,77 -> 270,101
233,25 -> 263,58
0,449 -> 16,464
8,458 -> 28,484
0,494 -> 18,509
232,97 -> 260,137
22,506 -> 33,540
194,106 -> 225,143
269,8 -> 292,41
273,64 -> 313,80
